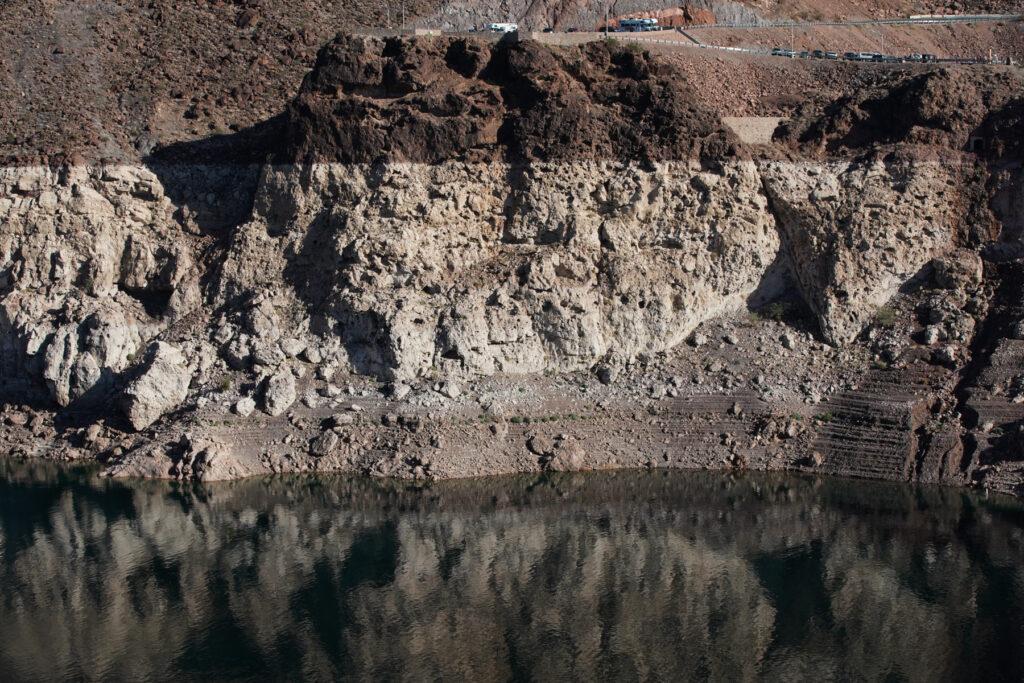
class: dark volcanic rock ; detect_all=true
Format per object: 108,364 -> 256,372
776,68 -> 1024,158
279,33 -> 742,164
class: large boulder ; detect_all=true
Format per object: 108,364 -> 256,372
39,309 -> 142,406
262,369 -> 296,416
120,342 -> 192,431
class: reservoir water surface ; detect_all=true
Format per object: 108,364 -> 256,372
1,460 -> 1022,681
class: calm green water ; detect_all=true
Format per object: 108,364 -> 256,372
1,460 -> 1023,682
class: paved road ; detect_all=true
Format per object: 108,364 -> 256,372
596,30 -> 1014,66
681,13 -> 1023,30
598,14 -> 1022,65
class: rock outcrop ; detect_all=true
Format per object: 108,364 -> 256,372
761,156 -> 966,343
119,342 -> 192,430
219,159 -> 779,380
280,34 -> 738,164
1,34 -> 1022,495
0,165 -> 199,405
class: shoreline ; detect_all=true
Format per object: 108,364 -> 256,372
4,310 -> 1021,498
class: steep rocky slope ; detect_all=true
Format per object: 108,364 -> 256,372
0,0 -> 445,165
1,33 -> 1022,495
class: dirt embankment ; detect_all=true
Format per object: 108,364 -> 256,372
417,0 -> 1022,30
3,0 -> 1016,166
752,0 -> 1022,21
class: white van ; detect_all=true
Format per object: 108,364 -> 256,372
487,23 -> 518,33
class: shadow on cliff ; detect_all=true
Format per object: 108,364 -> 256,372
280,205 -> 400,379
141,115 -> 287,308
143,115 -> 287,239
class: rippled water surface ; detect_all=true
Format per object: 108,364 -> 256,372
1,460 -> 1023,682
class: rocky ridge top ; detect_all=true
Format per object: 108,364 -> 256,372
776,67 -> 1024,159
280,34 -> 742,164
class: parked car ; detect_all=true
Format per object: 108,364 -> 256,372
486,23 -> 518,33
824,51 -> 839,60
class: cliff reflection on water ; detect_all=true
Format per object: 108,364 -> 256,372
1,460 -> 1023,682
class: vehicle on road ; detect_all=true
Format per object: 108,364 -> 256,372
771,47 -> 797,57
843,51 -> 882,61
620,18 -> 659,32
486,23 -> 518,33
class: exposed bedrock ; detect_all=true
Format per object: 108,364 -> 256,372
0,34 -> 1022,492
0,165 -> 201,407
213,154 -> 976,380
217,160 -> 781,380
760,155 -> 972,344
0,155 -> 981,403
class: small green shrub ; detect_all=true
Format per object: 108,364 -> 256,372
874,306 -> 898,328
763,301 -> 791,321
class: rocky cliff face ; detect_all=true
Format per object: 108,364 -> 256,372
219,159 -> 778,380
761,156 -> 969,344
1,34 -> 1022,495
0,165 -> 201,406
